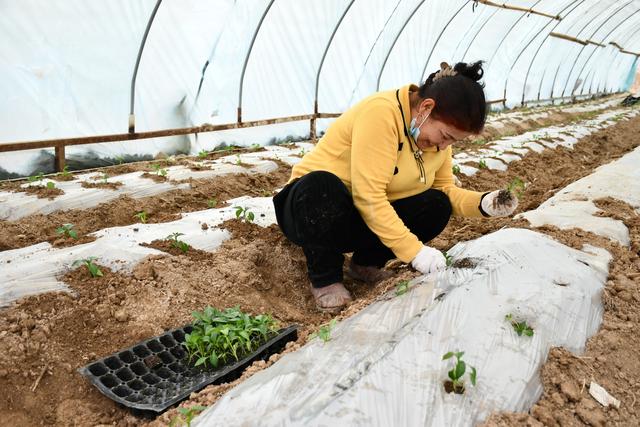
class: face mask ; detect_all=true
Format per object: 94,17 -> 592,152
409,113 -> 429,141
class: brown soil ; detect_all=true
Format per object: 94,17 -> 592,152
0,168 -> 291,251
80,181 -> 124,190
21,185 -> 65,200
0,111 -> 639,426
140,172 -> 168,183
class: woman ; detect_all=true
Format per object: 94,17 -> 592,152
273,61 -> 517,311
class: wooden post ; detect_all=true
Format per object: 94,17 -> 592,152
310,101 -> 318,142
54,144 -> 65,172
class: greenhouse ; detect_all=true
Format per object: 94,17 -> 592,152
1,0 -> 639,426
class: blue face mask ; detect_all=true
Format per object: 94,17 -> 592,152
409,113 -> 429,141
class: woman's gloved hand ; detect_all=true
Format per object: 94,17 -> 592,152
480,190 -> 518,217
411,246 -> 446,275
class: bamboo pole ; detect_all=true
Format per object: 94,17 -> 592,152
550,32 -> 588,45
474,0 -> 561,20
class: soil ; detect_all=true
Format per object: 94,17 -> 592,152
444,380 -> 465,395
80,181 -> 124,190
0,110 -> 639,426
21,185 -> 65,200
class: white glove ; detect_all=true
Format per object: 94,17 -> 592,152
411,246 -> 446,275
481,190 -> 518,217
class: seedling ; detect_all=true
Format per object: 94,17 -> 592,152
198,149 -> 209,159
234,206 -> 255,223
478,159 -> 488,169
169,405 -> 207,427
395,280 -> 409,296
183,306 -> 278,369
310,319 -> 337,343
152,163 -> 168,177
59,166 -> 72,178
207,198 -> 217,208
472,138 -> 487,145
28,171 -> 44,183
46,181 -> 56,190
505,314 -> 534,337
56,223 -> 78,239
250,143 -> 261,150
452,164 -> 461,175
72,257 -> 103,278
133,211 -> 148,224
506,177 -> 526,199
115,155 -> 125,165
101,173 -> 109,184
234,154 -> 246,166
442,351 -> 477,394
166,232 -> 190,253
441,251 -> 453,267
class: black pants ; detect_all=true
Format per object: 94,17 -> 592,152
273,171 -> 452,288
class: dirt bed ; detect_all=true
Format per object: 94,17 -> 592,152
0,113 -> 639,426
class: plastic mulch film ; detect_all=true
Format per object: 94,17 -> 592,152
520,145 -> 640,246
194,228 -> 610,426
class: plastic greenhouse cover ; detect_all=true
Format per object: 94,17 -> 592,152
194,228 -> 610,426
2,0 -> 638,175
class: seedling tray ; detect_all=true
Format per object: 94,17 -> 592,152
79,324 -> 298,413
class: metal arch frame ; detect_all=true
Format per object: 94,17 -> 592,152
451,4 -> 495,62
607,47 -> 640,93
314,1 -> 355,111
599,25 -> 640,92
237,0 -> 275,123
376,0 -> 429,90
547,0 -> 619,101
129,0 -> 163,134
519,0 -> 585,104
500,2 -> 572,107
458,6 -> 500,62
419,0 -> 471,83
559,0 -> 633,98
582,14 -> 640,95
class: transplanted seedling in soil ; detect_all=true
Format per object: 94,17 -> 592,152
72,257 -> 103,278
310,319 -> 337,343
207,198 -> 217,208
169,405 -> 207,427
234,206 -> 255,223
505,314 -> 534,337
151,163 -> 168,177
28,171 -> 44,183
46,181 -> 56,190
478,159 -> 488,169
452,164 -> 461,175
166,232 -> 190,253
198,149 -> 209,159
133,211 -> 148,224
56,223 -> 78,239
395,280 -> 410,296
183,306 -> 278,369
442,351 -> 477,394
441,251 -> 453,267
58,165 -> 72,178
506,177 -> 526,199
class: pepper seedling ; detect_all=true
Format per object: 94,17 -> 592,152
59,166 -> 72,178
310,319 -> 337,343
441,251 -> 453,267
46,181 -> 56,190
133,211 -> 148,224
234,206 -> 255,223
72,257 -> 103,278
207,198 -> 217,208
198,149 -> 209,159
452,164 -> 461,175
169,405 -> 207,427
505,314 -> 534,336
101,173 -> 109,184
395,280 -> 409,296
56,223 -> 78,239
28,172 -> 44,183
166,232 -> 190,253
442,351 -> 477,394
478,159 -> 488,169
506,177 -> 526,199
151,163 -> 168,177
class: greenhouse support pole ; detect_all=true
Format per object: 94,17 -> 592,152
129,0 -> 163,134
54,145 -> 65,173
237,0 -> 275,124
596,27 -> 640,93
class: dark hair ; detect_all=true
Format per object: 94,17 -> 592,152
417,61 -> 487,133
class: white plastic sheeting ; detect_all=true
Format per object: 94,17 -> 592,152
520,145 -> 640,245
0,142 -> 311,221
194,228 -> 610,427
0,196 -> 275,307
2,1 -> 639,174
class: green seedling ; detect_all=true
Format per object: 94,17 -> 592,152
72,257 -> 103,278
133,211 -> 148,224
207,198 -> 217,208
198,149 -> 209,159
59,166 -> 72,178
101,173 -> 109,184
478,159 -> 488,169
250,143 -> 261,150
452,164 -> 461,175
234,154 -> 246,166
152,163 -> 167,177
441,251 -> 453,267
505,314 -> 534,337
506,177 -> 526,199
310,319 -> 337,343
395,280 -> 410,296
166,232 -> 190,253
46,181 -> 56,190
183,306 -> 278,369
169,405 -> 207,427
56,223 -> 78,239
234,206 -> 255,223
115,155 -> 125,165
472,138 -> 487,145
28,172 -> 44,183
442,351 -> 477,394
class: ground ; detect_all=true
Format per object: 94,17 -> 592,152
0,104 -> 639,426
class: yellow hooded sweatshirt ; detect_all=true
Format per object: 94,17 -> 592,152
290,84 -> 485,263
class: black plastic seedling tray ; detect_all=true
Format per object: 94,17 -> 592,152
79,324 -> 298,413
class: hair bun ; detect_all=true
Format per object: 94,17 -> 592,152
453,61 -> 484,82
